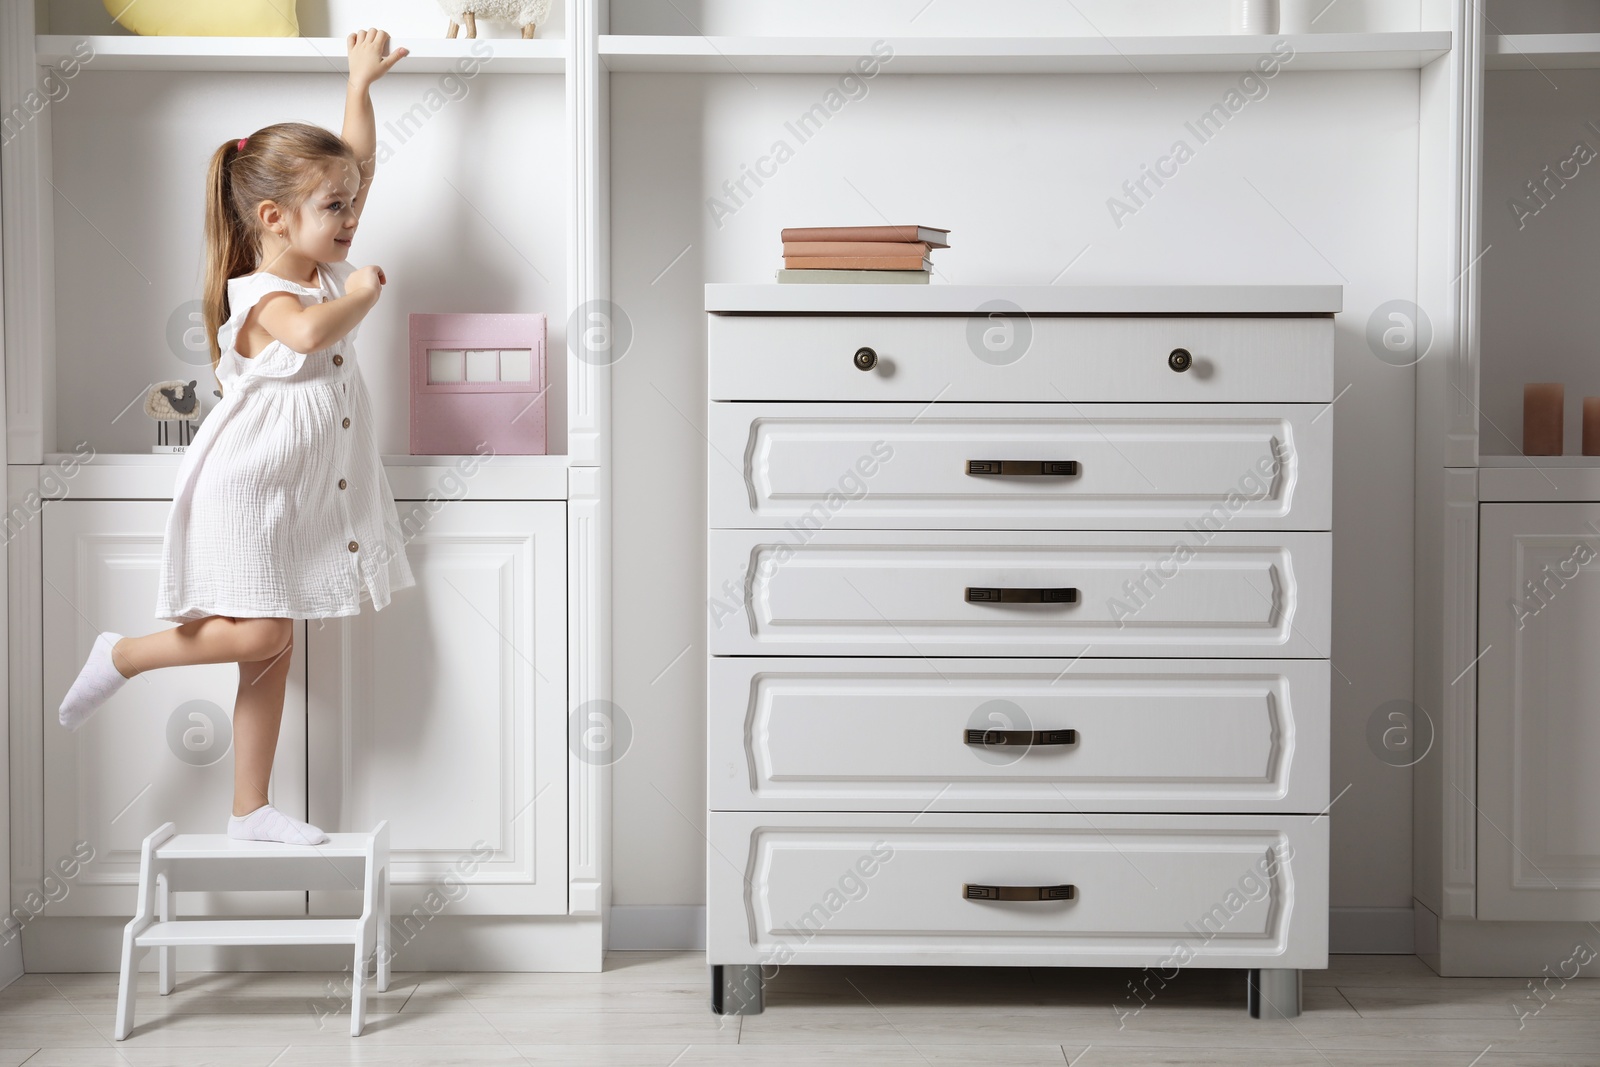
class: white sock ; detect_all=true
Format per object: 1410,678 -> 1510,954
227,803 -> 329,845
59,631 -> 130,731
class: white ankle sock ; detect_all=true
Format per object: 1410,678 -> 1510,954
59,631 -> 129,731
227,803 -> 329,845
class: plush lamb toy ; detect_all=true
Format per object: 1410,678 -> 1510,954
438,0 -> 551,39
145,379 -> 200,447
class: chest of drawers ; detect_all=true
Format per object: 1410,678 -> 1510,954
704,284 -> 1337,1019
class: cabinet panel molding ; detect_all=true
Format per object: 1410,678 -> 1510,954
308,500 -> 567,917
1478,503 -> 1600,920
39,500 -> 307,917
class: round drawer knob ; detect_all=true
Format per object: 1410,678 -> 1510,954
1168,348 -> 1193,373
853,346 -> 878,372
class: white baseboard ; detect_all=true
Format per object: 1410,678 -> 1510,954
608,906 -> 706,951
1330,906 -> 1415,954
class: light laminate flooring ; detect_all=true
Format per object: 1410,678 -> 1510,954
1,952 -> 1596,1065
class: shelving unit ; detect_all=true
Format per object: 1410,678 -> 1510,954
0,0 -> 609,975
1,0 -> 1475,979
599,31 -> 1451,74
1413,0 -> 1600,976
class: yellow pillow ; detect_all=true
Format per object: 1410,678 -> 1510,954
103,0 -> 299,36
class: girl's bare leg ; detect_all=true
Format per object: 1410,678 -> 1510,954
111,616 -> 294,678
230,627 -> 295,817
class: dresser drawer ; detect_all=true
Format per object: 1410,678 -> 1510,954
708,658 -> 1329,814
708,402 -> 1330,531
706,811 -> 1329,968
707,529 -> 1330,658
708,314 -> 1333,403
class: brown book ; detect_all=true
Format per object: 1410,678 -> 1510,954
781,225 -> 950,248
785,255 -> 933,271
784,241 -> 933,258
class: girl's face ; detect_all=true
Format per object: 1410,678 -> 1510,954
286,161 -> 360,263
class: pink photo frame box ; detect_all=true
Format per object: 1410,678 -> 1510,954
409,313 -> 547,455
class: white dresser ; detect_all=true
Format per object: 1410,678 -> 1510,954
704,284 -> 1337,1018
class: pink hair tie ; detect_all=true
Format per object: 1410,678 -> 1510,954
237,137 -> 248,151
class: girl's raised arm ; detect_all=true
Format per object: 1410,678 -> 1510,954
342,28 -> 408,222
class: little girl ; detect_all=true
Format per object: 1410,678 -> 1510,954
56,30 -> 415,846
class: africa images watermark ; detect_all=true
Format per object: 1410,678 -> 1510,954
706,41 -> 896,228
1507,120 -> 1600,231
2,38 -> 95,146
1106,39 -> 1296,230
1113,841 -> 1294,1028
311,839 -> 495,1027
707,439 -> 895,630
1508,522 -> 1600,631
1106,443 -> 1285,628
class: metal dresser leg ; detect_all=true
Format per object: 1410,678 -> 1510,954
1247,968 -> 1303,1019
710,964 -> 764,1015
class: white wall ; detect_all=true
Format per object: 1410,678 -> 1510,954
48,69 -> 566,456
611,67 -> 1420,930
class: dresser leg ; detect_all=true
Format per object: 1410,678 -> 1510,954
709,964 -> 764,1015
1246,968 -> 1302,1019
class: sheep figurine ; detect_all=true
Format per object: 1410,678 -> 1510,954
144,379 -> 201,447
438,0 -> 551,39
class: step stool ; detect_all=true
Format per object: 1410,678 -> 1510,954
115,819 -> 390,1040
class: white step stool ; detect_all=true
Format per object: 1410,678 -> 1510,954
115,819 -> 390,1040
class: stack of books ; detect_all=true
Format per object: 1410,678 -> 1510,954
778,225 -> 950,284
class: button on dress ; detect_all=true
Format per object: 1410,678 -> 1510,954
155,259 -> 416,623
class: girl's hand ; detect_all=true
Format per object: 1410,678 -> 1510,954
349,265 -> 387,295
348,28 -> 407,91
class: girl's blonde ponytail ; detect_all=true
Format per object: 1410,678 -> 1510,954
202,138 -> 257,387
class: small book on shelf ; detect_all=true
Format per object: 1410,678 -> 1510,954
781,225 -> 950,248
784,255 -> 933,271
783,241 -> 935,258
777,268 -> 930,284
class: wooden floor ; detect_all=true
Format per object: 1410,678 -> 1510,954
0,952 -> 1597,1065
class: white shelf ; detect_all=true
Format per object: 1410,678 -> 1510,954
1487,34 -> 1600,70
600,32 -> 1451,75
35,35 -> 565,74
706,283 -> 1343,315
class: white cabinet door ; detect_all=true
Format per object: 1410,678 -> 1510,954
1479,503 -> 1600,920
41,500 -> 308,917
307,500 -> 567,916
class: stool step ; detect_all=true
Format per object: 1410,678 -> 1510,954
155,833 -> 376,859
134,919 -> 363,947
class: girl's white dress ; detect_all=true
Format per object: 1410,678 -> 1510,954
155,259 -> 416,622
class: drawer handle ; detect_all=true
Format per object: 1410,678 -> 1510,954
964,728 -> 1077,746
966,586 -> 1078,604
966,460 -> 1079,477
853,346 -> 878,371
964,883 -> 1077,902
1169,348 -> 1193,372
